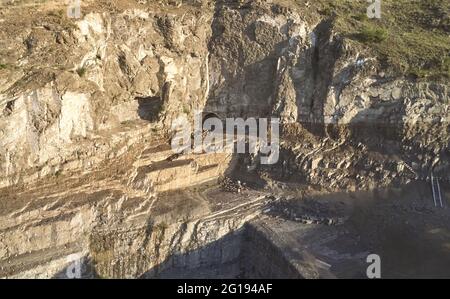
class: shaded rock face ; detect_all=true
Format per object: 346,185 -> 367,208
205,1 -> 338,123
0,0 -> 448,279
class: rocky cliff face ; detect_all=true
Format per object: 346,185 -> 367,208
1,0 -> 448,189
0,0 -> 213,188
0,0 -> 448,278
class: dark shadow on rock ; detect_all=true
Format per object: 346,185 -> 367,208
138,226 -> 303,279
300,18 -> 341,137
204,0 -> 286,120
348,100 -> 450,179
137,96 -> 163,122
265,182 -> 450,278
139,229 -> 244,279
204,1 -> 342,139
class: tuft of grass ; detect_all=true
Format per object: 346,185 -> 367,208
182,103 -> 190,115
355,25 -> 388,43
76,67 -> 86,77
352,13 -> 368,22
46,9 -> 64,18
155,222 -> 168,231
443,57 -> 450,73
0,63 -> 8,70
319,7 -> 334,17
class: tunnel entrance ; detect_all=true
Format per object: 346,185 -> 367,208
202,112 -> 222,127
137,96 -> 163,122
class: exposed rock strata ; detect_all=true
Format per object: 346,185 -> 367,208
0,0 -> 448,278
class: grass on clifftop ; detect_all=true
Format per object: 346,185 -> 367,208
314,0 -> 450,80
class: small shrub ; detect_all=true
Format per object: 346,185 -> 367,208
182,104 -> 190,115
319,7 -> 334,16
155,222 -> 168,231
355,26 -> 388,43
47,9 -> 63,18
442,57 -> 450,72
353,13 -> 368,22
76,67 -> 86,77
409,68 -> 429,79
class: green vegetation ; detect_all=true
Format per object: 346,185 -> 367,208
354,25 -> 388,43
76,67 -> 87,77
46,9 -> 65,19
182,103 -> 190,115
155,222 -> 168,231
0,63 -> 7,70
313,0 -> 450,80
